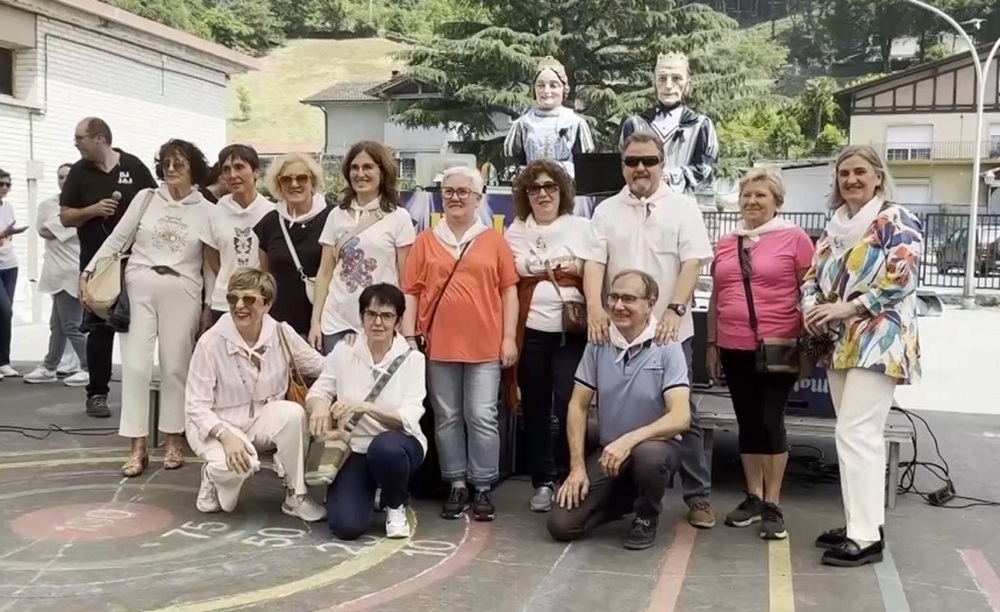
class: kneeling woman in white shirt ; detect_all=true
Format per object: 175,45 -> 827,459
306,283 -> 426,540
184,267 -> 327,522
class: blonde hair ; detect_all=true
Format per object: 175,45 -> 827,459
264,153 -> 325,199
739,168 -> 786,207
228,267 -> 276,303
827,145 -> 897,210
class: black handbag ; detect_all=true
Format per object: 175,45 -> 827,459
737,236 -> 800,375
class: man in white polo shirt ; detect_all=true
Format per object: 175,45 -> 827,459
582,131 -> 716,528
548,270 -> 691,550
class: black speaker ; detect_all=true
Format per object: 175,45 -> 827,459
574,153 -> 626,196
690,307 -> 711,387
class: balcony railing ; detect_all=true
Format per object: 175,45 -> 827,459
868,140 -> 1000,162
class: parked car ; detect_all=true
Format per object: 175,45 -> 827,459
935,224 -> 1000,275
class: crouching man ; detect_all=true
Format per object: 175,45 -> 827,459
547,269 -> 691,550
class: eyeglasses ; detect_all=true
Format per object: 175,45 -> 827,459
226,293 -> 264,307
441,187 -> 476,201
526,183 -> 559,197
363,309 -> 398,323
0,182 -> 10,188
607,292 -> 650,306
279,174 -> 311,186
162,158 -> 189,171
622,156 -> 662,168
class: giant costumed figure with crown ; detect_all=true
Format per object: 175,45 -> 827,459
503,56 -> 596,179
619,52 -> 719,194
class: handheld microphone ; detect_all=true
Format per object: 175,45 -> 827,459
111,191 -> 122,202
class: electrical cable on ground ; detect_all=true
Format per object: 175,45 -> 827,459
0,424 -> 118,440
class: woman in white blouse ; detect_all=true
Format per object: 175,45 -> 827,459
504,160 -> 592,513
81,139 -> 213,477
307,283 -> 426,539
309,140 -> 415,354
185,267 -> 326,521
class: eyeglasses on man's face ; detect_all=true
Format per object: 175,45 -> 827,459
0,181 -> 10,189
606,292 -> 648,306
622,156 -> 662,169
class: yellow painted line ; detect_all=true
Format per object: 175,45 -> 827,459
146,510 -> 417,612
2,452 -> 415,611
768,538 -> 795,612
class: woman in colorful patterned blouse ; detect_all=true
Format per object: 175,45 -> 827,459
800,144 -> 922,569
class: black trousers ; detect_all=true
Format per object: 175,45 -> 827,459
719,348 -> 797,455
83,311 -> 115,398
547,439 -> 681,541
517,328 -> 586,488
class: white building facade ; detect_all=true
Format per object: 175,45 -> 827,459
0,0 -> 257,323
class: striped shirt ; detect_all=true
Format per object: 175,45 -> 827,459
184,313 -> 324,441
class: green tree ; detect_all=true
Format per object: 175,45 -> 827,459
394,0 -> 784,151
236,84 -> 252,120
793,77 -> 843,140
201,0 -> 284,56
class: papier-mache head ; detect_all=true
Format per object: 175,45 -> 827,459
533,56 -> 568,110
653,52 -> 690,107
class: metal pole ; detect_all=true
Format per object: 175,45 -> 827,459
899,0 -> 983,308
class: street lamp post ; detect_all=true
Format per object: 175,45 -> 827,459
900,0 -> 995,308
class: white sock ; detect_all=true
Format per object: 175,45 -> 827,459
854,539 -> 875,548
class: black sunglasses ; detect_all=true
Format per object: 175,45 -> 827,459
0,181 -> 10,188
622,156 -> 662,168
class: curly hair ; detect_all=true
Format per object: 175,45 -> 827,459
154,139 -> 211,187
339,140 -> 399,211
511,159 -> 575,221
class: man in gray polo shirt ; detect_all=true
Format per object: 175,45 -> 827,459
548,270 -> 691,550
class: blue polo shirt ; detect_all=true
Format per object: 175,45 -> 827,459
575,340 -> 689,446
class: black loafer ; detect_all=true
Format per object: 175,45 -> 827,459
815,525 -> 884,550
821,539 -> 884,567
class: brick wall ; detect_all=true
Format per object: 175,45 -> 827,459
0,16 -> 230,324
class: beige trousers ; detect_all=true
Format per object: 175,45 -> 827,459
826,367 -> 897,544
188,400 -> 311,509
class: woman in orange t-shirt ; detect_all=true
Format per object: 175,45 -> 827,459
401,166 -> 519,524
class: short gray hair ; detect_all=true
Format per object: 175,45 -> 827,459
827,145 -> 897,210
739,168 -> 786,207
441,165 -> 485,194
611,269 -> 659,300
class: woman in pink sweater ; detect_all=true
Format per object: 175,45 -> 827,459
707,168 -> 814,541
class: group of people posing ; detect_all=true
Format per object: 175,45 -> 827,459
0,106 -> 921,568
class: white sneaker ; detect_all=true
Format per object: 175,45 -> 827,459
0,365 -> 20,377
63,371 -> 90,387
273,457 -> 286,479
57,353 -> 79,375
24,367 -> 58,384
282,492 -> 326,522
385,505 -> 411,539
196,465 -> 221,513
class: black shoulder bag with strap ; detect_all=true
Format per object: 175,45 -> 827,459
415,241 -> 473,354
737,235 -> 800,375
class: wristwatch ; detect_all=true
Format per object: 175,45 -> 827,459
667,303 -> 687,317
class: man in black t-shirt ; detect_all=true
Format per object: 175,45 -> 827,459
59,117 -> 157,418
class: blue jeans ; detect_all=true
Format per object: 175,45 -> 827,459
427,360 -> 502,488
0,267 -> 17,366
679,337 -> 712,503
326,431 -> 424,541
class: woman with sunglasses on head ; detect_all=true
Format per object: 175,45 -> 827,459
706,168 -> 813,541
0,168 -> 29,380
309,141 -> 415,354
185,267 -> 326,522
254,153 -> 331,338
503,160 -> 595,513
81,140 -> 213,477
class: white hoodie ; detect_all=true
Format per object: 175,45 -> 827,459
86,185 -> 211,299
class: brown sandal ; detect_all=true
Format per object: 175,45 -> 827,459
122,454 -> 149,477
163,447 -> 185,470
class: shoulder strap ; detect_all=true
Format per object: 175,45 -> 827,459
736,236 -> 760,340
544,260 -> 567,304
276,324 -> 306,388
334,210 -> 385,263
117,190 -> 155,257
424,240 -> 473,335
345,349 -> 412,431
278,217 -> 309,280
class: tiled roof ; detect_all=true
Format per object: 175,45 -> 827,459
301,81 -> 384,104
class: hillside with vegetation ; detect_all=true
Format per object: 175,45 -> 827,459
111,0 -> 1000,175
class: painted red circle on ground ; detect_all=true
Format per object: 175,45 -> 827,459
10,503 -> 175,542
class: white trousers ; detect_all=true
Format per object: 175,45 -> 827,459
119,268 -> 201,438
188,400 -> 311,509
826,367 -> 897,543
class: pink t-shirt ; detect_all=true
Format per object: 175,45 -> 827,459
711,227 -> 815,351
